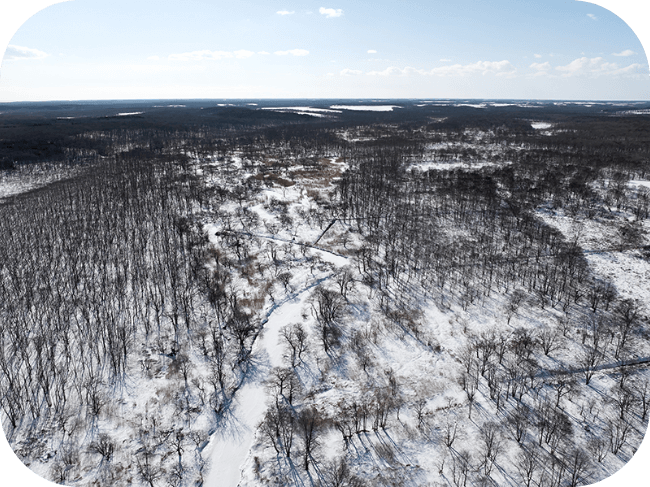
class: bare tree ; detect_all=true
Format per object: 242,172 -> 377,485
88,433 -> 115,464
515,447 -> 539,487
443,415 -> 460,448
552,376 -> 577,408
478,422 -> 503,477
538,325 -> 562,356
335,266 -> 356,299
505,289 -> 527,325
297,407 -> 322,471
450,450 -> 474,487
579,345 -> 602,385
267,367 -> 302,406
613,299 -> 642,359
280,323 -> 309,368
587,435 -> 608,463
566,448 -> 592,487
507,402 -> 530,443
312,286 -> 346,352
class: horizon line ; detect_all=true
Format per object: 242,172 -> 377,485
1,97 -> 650,104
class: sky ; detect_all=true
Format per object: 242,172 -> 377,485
0,0 -> 648,101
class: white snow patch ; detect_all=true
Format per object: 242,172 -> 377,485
409,160 -> 510,172
329,105 -> 402,112
455,103 -> 487,108
204,383 -> 268,487
261,107 -> 342,113
531,121 -> 553,129
629,180 -> 650,190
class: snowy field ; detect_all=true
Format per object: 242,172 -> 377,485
408,160 -> 511,172
0,164 -> 83,201
531,121 -> 553,130
329,105 -> 402,111
260,107 -> 343,118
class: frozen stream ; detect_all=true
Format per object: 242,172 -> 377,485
203,250 -> 346,486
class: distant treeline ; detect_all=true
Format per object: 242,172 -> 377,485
2,101 -> 649,170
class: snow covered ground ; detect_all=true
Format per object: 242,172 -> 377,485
0,164 -> 82,200
4,126 -> 650,487
261,107 -> 342,114
531,121 -> 553,130
200,153 -> 354,485
536,206 -> 650,303
408,160 -> 510,172
260,107 -> 345,117
329,105 -> 402,112
205,272 -> 339,486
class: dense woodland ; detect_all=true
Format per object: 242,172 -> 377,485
1,101 -> 650,486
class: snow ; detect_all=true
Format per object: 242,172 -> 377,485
618,109 -> 650,115
408,160 -> 510,172
261,107 -> 342,113
260,107 -> 342,117
292,111 -> 326,118
201,152 -> 352,485
536,207 -> 650,303
7,116 -> 650,486
0,165 -> 81,200
531,121 -> 553,129
330,105 -> 402,112
205,261 -> 345,486
629,180 -> 650,190
205,383 -> 268,487
455,103 -> 487,109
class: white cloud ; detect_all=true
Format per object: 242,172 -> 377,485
429,60 -> 516,77
340,68 -> 362,76
365,61 -> 517,78
529,61 -> 551,76
4,44 -> 48,60
367,66 -> 425,76
555,56 -> 645,77
319,7 -> 343,18
168,50 -> 234,61
234,50 -> 255,59
587,13 -> 597,21
613,49 -> 635,57
534,54 -> 542,58
274,49 -> 309,56
556,57 -> 603,76
367,50 -> 377,54
147,55 -> 160,61
277,10 -> 295,15
439,58 -> 451,62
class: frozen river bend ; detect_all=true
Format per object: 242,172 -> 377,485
203,266 -> 340,487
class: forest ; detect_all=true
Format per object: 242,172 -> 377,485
1,100 -> 650,486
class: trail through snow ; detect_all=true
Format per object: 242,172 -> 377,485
203,272 -> 339,486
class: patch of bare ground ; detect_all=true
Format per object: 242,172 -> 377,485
252,172 -> 295,187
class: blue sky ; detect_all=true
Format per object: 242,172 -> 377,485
0,0 -> 648,101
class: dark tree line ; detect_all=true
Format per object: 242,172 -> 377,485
0,133 -> 270,484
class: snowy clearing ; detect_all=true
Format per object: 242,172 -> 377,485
329,105 -> 402,111
531,121 -> 553,129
